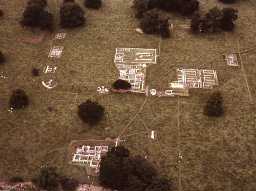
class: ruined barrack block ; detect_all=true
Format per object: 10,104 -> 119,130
114,48 -> 157,93
175,68 -> 218,89
116,63 -> 147,93
114,48 -> 157,65
71,145 -> 109,172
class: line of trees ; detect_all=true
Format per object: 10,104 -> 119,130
191,7 -> 238,33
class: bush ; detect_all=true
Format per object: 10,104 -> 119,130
204,91 -> 224,117
112,79 -> 131,90
84,0 -> 102,9
9,89 -> 29,110
60,2 -> 86,28
219,0 -> 237,4
0,51 -> 6,64
60,177 -> 79,191
32,68 -> 40,76
20,3 -> 53,31
140,9 -> 170,38
78,100 -> 105,126
33,166 -> 59,191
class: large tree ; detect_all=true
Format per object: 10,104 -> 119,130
78,100 -> 105,126
60,2 -> 86,28
99,146 -> 172,191
191,7 -> 238,33
20,0 -> 53,31
140,9 -> 171,38
84,0 -> 102,9
112,79 -> 132,91
146,177 -> 173,191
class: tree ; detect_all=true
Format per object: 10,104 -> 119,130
0,10 -> 4,17
0,51 -> 6,64
84,0 -> 102,9
99,146 -> 132,190
219,0 -> 237,4
191,13 -> 202,33
145,177 -> 172,191
33,166 -> 59,191
60,2 -> 86,28
60,177 -> 79,191
133,0 -> 150,18
78,100 -> 105,126
220,8 -> 238,31
140,9 -> 170,38
204,91 -> 224,117
99,146 -> 167,191
133,0 -> 199,17
190,7 -> 238,33
20,3 -> 53,31
9,89 -> 29,110
27,0 -> 47,8
112,79 -> 132,90
179,0 -> 199,16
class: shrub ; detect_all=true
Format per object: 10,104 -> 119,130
60,2 -> 86,28
33,166 -> 59,191
0,51 -> 6,64
9,89 -> 29,110
84,0 -> 102,9
204,91 -> 224,117
60,177 -> 79,191
112,79 -> 131,90
20,3 -> 53,31
32,68 -> 40,76
78,100 -> 105,126
219,0 -> 237,4
140,9 -> 170,38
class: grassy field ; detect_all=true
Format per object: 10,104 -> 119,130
0,0 -> 256,190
